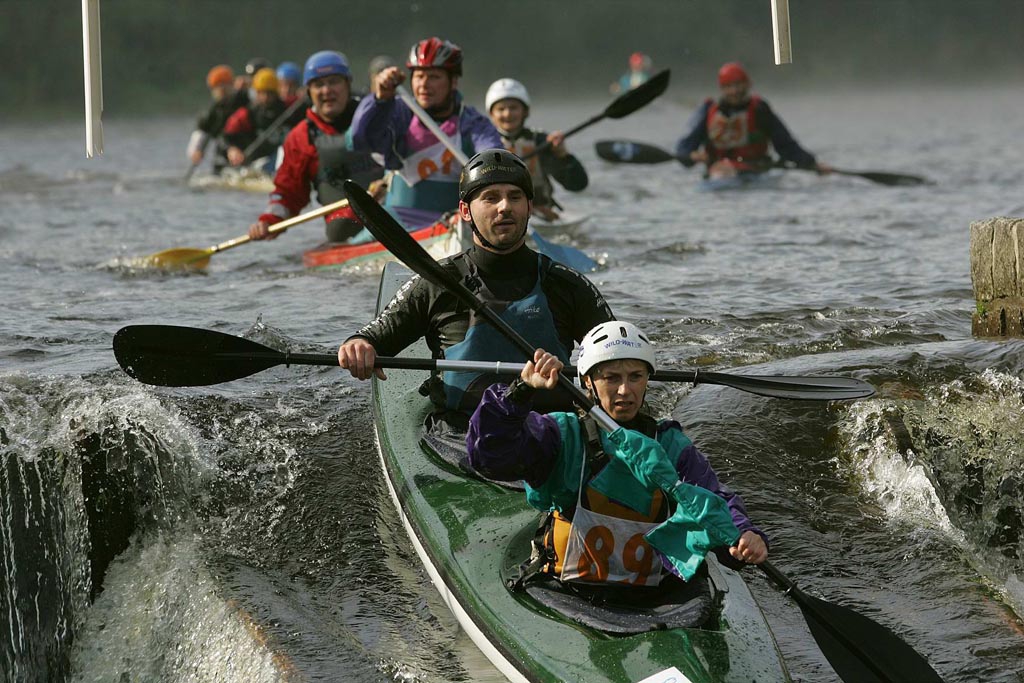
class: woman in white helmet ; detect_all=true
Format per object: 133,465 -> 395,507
467,320 -> 767,592
485,78 -> 588,221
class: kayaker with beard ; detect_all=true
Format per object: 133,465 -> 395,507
337,149 -> 613,432
223,68 -> 288,174
186,65 -> 250,175
676,61 -> 832,179
466,321 -> 768,588
247,51 -> 383,244
485,78 -> 588,223
349,37 -> 503,230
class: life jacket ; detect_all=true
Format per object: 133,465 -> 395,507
307,115 -> 384,240
242,99 -> 289,160
705,95 -> 769,165
387,105 -> 476,215
501,129 -> 554,206
543,415 -> 669,587
441,255 -> 568,414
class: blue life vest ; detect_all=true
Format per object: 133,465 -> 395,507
443,256 -> 568,413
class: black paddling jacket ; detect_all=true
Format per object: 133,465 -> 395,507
350,245 -> 613,413
501,127 -> 588,207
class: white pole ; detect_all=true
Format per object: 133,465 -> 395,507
771,0 -> 793,65
82,0 -> 104,157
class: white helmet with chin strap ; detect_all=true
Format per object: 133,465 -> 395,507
486,78 -> 531,112
576,321 -> 657,380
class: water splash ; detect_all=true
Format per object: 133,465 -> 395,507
838,368 -> 1024,616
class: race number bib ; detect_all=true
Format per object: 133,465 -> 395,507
708,111 -> 750,150
395,134 -> 463,187
560,503 -> 664,586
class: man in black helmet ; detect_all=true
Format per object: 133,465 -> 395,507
337,148 -> 613,430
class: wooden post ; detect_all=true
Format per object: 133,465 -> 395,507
971,217 -> 1024,337
771,0 -> 793,64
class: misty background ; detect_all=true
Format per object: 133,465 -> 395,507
4,0 -> 1024,121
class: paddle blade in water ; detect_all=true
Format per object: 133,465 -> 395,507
114,325 -> 283,386
605,69 -> 671,119
129,247 -> 212,270
845,170 -> 931,186
795,587 -> 946,683
595,140 -> 677,164
694,371 -> 875,400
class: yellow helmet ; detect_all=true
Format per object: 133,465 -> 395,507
251,67 -> 279,93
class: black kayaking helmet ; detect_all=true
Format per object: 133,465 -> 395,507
245,57 -> 272,76
458,148 -> 534,202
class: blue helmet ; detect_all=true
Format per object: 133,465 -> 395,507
276,61 -> 301,84
303,51 -> 351,86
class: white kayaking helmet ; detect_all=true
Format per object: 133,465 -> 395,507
486,78 -> 531,112
577,321 -> 657,379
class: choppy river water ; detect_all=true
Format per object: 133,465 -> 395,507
2,85 -> 1024,682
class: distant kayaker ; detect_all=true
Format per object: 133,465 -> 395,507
337,149 -> 613,431
275,61 -> 308,128
186,65 -> 251,175
676,62 -> 832,179
610,52 -> 653,95
485,78 -> 588,222
466,321 -> 769,588
350,37 -> 503,229
235,57 -> 271,96
248,51 -> 383,244
222,68 -> 288,173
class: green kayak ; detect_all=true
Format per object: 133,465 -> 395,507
371,262 -> 791,683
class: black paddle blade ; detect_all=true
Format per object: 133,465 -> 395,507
113,325 -> 284,387
796,586 -> 945,682
760,562 -> 945,683
595,139 -> 677,164
693,371 -> 875,401
841,170 -> 931,187
343,181 -> 478,308
605,69 -> 671,119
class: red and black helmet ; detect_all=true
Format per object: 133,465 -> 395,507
407,37 -> 463,76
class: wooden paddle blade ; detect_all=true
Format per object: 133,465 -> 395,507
114,325 -> 283,386
130,247 -> 212,270
595,140 -> 677,164
692,371 -> 875,400
605,69 -> 671,119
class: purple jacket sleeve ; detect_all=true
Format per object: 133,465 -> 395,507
350,95 -> 411,170
460,105 -> 503,152
466,383 -> 562,486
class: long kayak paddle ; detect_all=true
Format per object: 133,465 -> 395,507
127,198 -> 349,270
761,562 -> 945,682
522,69 -> 671,160
344,177 -> 944,681
594,139 -> 932,187
113,324 -> 873,400
395,86 -> 598,273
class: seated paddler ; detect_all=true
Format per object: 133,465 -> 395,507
337,149 -> 613,435
466,321 -> 768,589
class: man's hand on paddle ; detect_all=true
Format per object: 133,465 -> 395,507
521,349 -> 562,390
248,218 -> 282,241
338,338 -> 386,380
374,66 -> 405,101
729,531 -> 768,564
545,131 -> 569,159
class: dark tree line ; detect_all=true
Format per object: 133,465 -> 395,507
4,0 -> 1023,119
